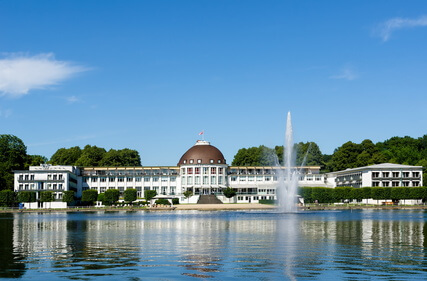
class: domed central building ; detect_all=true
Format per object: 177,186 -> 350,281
178,140 -> 228,198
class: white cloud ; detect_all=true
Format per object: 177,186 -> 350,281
0,53 -> 88,97
66,95 -> 80,104
376,15 -> 427,41
330,67 -> 358,81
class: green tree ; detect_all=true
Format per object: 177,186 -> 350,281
25,155 -> 48,169
0,135 -> 27,190
17,191 -> 36,203
99,148 -> 141,166
62,191 -> 75,205
0,190 -> 15,207
49,146 -> 82,165
299,187 -> 312,203
81,189 -> 98,205
183,190 -> 193,203
75,145 -> 107,166
295,142 -> 323,166
223,187 -> 236,202
104,189 -> 120,205
311,187 -> 334,203
124,188 -> 137,204
144,190 -> 157,202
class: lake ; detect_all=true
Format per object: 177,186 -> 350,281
1,209 -> 427,280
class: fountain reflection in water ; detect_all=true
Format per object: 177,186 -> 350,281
276,112 -> 300,213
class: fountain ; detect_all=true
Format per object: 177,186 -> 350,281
276,112 -> 300,213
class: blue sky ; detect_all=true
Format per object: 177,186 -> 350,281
1,1 -> 427,166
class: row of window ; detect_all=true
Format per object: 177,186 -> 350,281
18,183 -> 63,190
181,176 -> 224,185
181,167 -> 224,175
91,186 -> 177,195
182,159 -> 223,164
372,172 -> 420,178
18,174 -> 64,181
86,176 -> 177,183
230,175 -> 323,182
372,181 -> 420,187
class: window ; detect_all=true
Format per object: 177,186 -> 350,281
58,184 -> 63,189
392,172 -> 399,178
195,167 -> 200,174
183,160 -> 187,164
218,160 -> 221,163
231,176 -> 237,182
413,181 -> 420,187
203,176 -> 209,185
413,172 -> 420,178
190,159 -> 194,164
127,177 -> 133,182
210,159 -> 214,163
58,174 -> 63,180
392,181 -> 399,187
219,168 -> 223,174
53,174 -> 57,180
187,168 -> 193,175
240,176 -> 246,181
182,177 -> 186,185
187,177 -> 193,185
383,181 -> 389,187
197,159 -> 202,164
372,172 -> 380,178
25,175 -> 29,180
100,177 -> 106,182
211,167 -> 216,174
373,181 -> 380,187
203,167 -> 208,174
218,177 -> 223,184
382,172 -> 389,178
170,177 -> 176,182
92,177 -> 98,182
161,186 -> 167,195
135,177 -> 142,182
118,177 -> 124,182
402,181 -> 410,187
144,177 -> 150,182
195,176 -> 200,185
19,175 -> 23,180
30,174 -> 35,180
153,177 -> 159,182
211,176 -> 216,185
181,168 -> 186,175
109,177 -> 115,182
403,172 -> 410,178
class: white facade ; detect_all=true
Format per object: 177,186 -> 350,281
327,163 -> 423,188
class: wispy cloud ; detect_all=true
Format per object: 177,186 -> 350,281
0,53 -> 88,97
330,67 -> 358,81
0,108 -> 12,118
66,95 -> 80,104
376,15 -> 427,41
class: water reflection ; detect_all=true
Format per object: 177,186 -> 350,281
0,210 -> 425,280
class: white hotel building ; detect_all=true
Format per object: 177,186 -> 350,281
14,140 -> 424,208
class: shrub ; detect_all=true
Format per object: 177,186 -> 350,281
259,199 -> 276,205
223,187 -> 236,198
62,190 -> 75,204
17,191 -> 36,203
144,190 -> 157,202
124,188 -> 137,203
104,189 -> 120,205
172,198 -> 179,205
155,198 -> 171,205
82,189 -> 98,205
0,190 -> 15,207
40,191 -> 53,202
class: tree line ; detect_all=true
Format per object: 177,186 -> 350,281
0,134 -> 141,191
299,186 -> 427,204
231,135 -> 427,184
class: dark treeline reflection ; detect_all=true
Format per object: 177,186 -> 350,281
0,214 -> 26,278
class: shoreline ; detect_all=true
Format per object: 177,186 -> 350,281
1,203 -> 427,213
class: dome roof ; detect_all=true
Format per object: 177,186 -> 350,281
178,141 -> 226,165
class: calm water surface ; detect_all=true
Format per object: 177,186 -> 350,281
1,209 -> 427,280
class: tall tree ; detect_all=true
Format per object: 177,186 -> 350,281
49,146 -> 82,165
75,145 -> 106,166
0,135 -> 27,190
